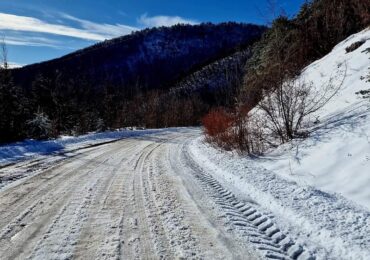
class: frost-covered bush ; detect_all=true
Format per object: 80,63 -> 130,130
26,112 -> 52,140
95,118 -> 106,132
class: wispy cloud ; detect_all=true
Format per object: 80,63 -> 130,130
0,12 -> 137,41
3,35 -> 62,48
138,14 -> 198,28
61,13 -> 137,39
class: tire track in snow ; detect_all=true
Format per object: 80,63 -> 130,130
72,141 -> 144,259
0,156 -> 108,259
129,140 -> 174,259
145,140 -> 203,259
112,140 -> 166,259
72,142 -> 151,259
26,142 -> 134,260
183,144 -> 315,260
140,152 -> 175,258
0,146 -> 111,227
125,134 -> 204,259
0,141 -> 130,259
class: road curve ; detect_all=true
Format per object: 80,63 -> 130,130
0,129 -> 261,260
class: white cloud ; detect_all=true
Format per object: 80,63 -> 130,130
3,35 -> 62,48
0,12 -> 137,41
60,13 -> 137,39
138,14 -> 198,28
7,62 -> 25,68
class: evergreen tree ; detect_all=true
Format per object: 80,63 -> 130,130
0,40 -> 26,143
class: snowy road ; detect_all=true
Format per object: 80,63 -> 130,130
0,129 -> 257,259
0,128 -> 368,259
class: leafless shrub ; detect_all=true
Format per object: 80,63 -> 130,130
253,65 -> 347,147
212,65 -> 349,155
232,107 -> 268,154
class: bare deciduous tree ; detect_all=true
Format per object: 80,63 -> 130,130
1,37 -> 8,69
255,0 -> 287,26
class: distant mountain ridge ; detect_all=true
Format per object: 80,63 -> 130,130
12,23 -> 266,94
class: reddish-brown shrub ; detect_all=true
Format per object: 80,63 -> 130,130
202,108 -> 237,150
202,106 -> 267,154
202,108 -> 233,137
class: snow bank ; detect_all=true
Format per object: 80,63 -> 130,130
257,28 -> 370,210
0,128 -> 167,166
189,137 -> 370,259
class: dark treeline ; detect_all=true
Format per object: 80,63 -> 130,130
0,69 -> 207,143
0,63 -> 28,142
0,23 -> 265,143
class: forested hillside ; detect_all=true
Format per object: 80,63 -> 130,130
0,23 -> 265,143
13,23 -> 264,92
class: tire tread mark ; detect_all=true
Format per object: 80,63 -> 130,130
182,147 -> 314,260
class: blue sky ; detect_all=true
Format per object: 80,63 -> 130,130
0,0 -> 305,66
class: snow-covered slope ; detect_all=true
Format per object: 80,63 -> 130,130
189,28 -> 370,259
258,28 -> 370,210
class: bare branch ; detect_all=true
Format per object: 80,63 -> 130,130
1,36 -> 9,70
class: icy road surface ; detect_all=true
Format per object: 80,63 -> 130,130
0,128 -> 369,259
